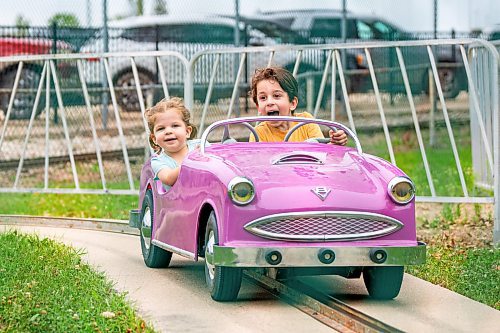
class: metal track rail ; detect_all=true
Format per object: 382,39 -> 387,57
244,270 -> 402,333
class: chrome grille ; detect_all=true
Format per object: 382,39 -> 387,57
244,212 -> 403,241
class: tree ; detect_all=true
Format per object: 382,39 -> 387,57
48,13 -> 80,28
153,0 -> 168,15
128,0 -> 144,16
15,15 -> 30,37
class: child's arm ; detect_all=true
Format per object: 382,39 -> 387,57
156,166 -> 181,186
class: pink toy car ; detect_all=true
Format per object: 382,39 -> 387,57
129,116 -> 426,301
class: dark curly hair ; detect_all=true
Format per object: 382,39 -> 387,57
250,66 -> 299,106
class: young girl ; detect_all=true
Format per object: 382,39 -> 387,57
249,66 -> 347,145
145,97 -> 199,191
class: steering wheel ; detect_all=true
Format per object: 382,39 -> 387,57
284,122 -> 336,143
221,122 -> 259,143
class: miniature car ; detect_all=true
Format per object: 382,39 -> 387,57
129,116 -> 426,301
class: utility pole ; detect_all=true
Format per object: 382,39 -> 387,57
86,0 -> 92,27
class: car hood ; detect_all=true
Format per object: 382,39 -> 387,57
205,143 -> 405,210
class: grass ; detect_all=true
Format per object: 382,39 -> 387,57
0,192 -> 137,220
407,203 -> 499,310
0,230 -> 156,332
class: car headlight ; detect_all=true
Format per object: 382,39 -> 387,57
228,177 -> 255,205
388,176 -> 415,204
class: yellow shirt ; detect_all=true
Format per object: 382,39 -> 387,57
250,112 -> 324,142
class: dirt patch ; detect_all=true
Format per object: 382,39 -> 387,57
416,202 -> 495,248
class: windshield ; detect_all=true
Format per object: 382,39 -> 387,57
244,19 -> 311,44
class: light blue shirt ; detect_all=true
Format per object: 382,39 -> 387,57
151,139 -> 201,192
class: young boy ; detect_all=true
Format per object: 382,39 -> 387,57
249,66 -> 347,144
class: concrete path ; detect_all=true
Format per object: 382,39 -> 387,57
2,224 -> 499,333
1,225 -> 334,333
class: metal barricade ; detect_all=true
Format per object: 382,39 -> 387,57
0,50 -> 189,195
0,40 -> 498,243
190,39 -> 499,243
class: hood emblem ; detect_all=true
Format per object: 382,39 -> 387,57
311,187 -> 331,201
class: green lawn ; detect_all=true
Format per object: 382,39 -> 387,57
0,230 -> 156,332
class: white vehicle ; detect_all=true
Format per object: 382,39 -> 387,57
482,24 -> 500,41
81,14 -> 317,111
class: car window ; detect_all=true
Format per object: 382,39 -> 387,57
356,20 -> 374,40
489,32 -> 500,40
121,23 -> 235,44
372,20 -> 400,40
121,27 -> 157,42
310,18 -> 358,39
246,21 -> 311,44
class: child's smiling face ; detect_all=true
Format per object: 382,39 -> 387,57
151,109 -> 192,154
255,79 -> 298,130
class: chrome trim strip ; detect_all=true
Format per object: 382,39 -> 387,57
244,211 -> 404,241
152,239 -> 196,260
213,242 -> 426,267
272,153 -> 324,165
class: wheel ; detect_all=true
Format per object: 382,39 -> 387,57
140,189 -> 172,268
0,67 -> 43,120
437,66 -> 460,99
204,211 -> 242,301
424,65 -> 460,99
114,68 -> 155,112
363,266 -> 404,300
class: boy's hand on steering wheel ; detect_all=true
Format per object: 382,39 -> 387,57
329,129 -> 348,146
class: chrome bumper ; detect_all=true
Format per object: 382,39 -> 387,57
212,242 -> 426,267
129,209 -> 140,228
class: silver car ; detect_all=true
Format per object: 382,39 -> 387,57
81,14 -> 317,112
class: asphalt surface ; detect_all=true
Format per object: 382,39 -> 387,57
1,224 -> 499,333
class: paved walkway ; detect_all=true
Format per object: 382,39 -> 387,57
1,222 -> 499,333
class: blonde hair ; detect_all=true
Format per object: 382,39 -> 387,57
144,97 -> 197,153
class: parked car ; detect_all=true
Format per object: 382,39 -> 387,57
81,14 -> 318,112
0,37 -> 75,119
129,116 -> 426,301
258,9 -> 467,99
482,23 -> 500,41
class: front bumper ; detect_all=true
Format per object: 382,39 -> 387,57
212,242 -> 426,267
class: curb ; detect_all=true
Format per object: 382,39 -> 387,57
0,214 -> 139,235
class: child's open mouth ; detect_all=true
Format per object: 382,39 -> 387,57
267,111 -> 279,116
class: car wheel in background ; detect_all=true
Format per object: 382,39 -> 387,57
437,65 -> 461,99
424,65 -> 461,99
140,189 -> 172,268
204,211 -> 242,301
114,68 -> 155,112
362,266 -> 404,300
0,66 -> 43,120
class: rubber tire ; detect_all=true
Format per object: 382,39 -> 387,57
0,67 -> 43,120
424,66 -> 460,100
363,266 -> 404,300
204,211 -> 242,301
140,189 -> 172,268
114,68 -> 155,112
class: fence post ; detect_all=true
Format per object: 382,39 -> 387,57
51,22 -> 59,124
429,68 -> 436,146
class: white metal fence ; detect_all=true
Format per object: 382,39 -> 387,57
0,39 -> 498,243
